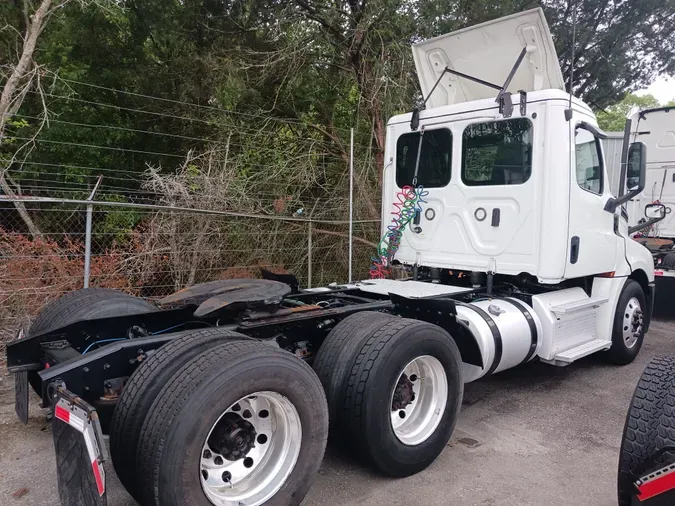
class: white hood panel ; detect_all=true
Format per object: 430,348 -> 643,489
413,8 -> 565,108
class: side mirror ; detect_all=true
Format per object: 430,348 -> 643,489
626,142 -> 647,191
628,202 -> 667,235
605,141 -> 647,213
645,203 -> 666,220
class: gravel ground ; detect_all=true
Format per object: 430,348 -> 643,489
1,299 -> 674,506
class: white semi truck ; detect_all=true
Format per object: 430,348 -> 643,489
621,107 -> 675,280
6,9 -> 661,506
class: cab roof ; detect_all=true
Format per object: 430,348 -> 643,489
387,88 -> 593,127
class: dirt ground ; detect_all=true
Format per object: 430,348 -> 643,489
1,301 -> 674,506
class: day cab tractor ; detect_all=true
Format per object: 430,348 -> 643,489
5,9 -> 664,506
623,107 -> 675,288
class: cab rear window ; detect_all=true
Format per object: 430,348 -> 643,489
396,129 -> 452,188
461,118 -> 533,186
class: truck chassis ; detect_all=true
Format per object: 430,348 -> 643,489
6,268 -> 653,505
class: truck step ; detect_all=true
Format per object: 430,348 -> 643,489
548,296 -> 608,316
543,339 -> 611,366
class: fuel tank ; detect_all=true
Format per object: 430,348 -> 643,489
456,297 -> 542,382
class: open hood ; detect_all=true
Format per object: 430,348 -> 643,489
412,8 -> 565,108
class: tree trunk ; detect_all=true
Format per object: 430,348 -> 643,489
0,0 -> 53,240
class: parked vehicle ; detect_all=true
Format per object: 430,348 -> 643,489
6,9 -> 662,505
618,356 -> 675,506
622,107 -> 675,282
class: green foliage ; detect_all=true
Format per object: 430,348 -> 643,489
1,0 -> 674,244
596,93 -> 661,132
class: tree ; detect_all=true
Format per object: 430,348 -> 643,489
542,0 -> 675,107
0,0 -> 107,238
596,93 -> 660,131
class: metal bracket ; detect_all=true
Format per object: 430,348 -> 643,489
499,92 -> 514,118
519,90 -> 527,116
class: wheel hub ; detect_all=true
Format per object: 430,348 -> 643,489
390,355 -> 448,446
623,297 -> 644,349
200,391 -> 302,506
392,373 -> 415,410
207,412 -> 257,461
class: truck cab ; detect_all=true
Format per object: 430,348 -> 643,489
379,8 -> 655,372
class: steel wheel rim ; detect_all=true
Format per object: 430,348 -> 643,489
390,355 -> 448,446
622,297 -> 643,349
200,391 -> 302,506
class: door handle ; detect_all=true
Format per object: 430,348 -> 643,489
570,236 -> 580,264
491,208 -> 501,227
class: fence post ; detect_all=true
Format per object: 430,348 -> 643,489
348,127 -> 354,282
307,220 -> 313,288
83,176 -> 103,289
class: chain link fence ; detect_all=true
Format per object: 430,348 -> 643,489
0,199 -> 380,342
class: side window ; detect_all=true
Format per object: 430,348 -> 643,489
396,129 -> 452,188
461,118 -> 533,186
575,126 -> 604,194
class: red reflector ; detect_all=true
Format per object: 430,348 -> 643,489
54,405 -> 70,424
638,470 -> 675,501
655,271 -> 664,276
597,271 -> 616,278
92,460 -> 104,496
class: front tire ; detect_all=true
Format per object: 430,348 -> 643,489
606,280 -> 646,365
136,340 -> 328,506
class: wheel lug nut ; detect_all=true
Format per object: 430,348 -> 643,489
214,456 -> 223,465
203,449 -> 212,459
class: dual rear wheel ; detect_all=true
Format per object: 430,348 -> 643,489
313,312 -> 464,477
36,289 -> 462,505
111,332 -> 328,506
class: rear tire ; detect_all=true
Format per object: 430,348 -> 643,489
313,311 -> 396,434
661,252 -> 675,270
606,280 -> 646,365
109,328 -> 250,502
339,317 -> 463,477
28,288 -> 155,337
618,356 -> 675,506
27,288 -> 155,395
136,340 -> 328,506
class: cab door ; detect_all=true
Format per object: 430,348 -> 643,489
564,122 -> 617,277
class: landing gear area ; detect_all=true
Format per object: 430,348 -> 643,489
619,356 -> 675,506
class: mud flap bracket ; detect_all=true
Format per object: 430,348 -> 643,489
51,384 -> 107,505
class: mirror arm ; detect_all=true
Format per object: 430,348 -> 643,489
605,183 -> 644,213
628,216 -> 665,235
578,121 -> 608,139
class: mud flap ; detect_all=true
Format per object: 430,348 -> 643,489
51,386 -> 107,506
